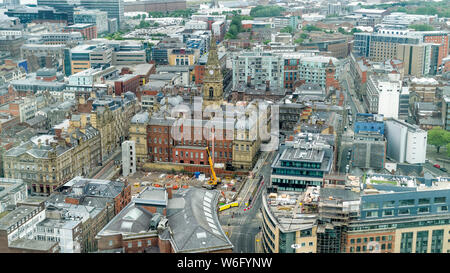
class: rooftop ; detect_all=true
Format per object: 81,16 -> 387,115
263,188 -> 319,233
97,187 -> 233,253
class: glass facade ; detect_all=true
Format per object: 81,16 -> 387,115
415,231 -> 428,253
400,232 -> 413,253
430,229 -> 443,253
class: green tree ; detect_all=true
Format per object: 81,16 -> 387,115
250,5 -> 285,17
409,24 -> 434,31
303,25 -> 322,32
280,26 -> 293,33
294,37 -> 304,44
263,39 -> 271,45
428,127 -> 450,153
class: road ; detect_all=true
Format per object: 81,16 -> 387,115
219,150 -> 276,253
423,162 -> 449,177
89,148 -> 122,180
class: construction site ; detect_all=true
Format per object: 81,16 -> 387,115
124,170 -> 247,206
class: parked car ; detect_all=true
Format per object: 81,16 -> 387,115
440,168 -> 448,173
434,164 -> 441,169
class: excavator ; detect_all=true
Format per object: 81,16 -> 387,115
203,147 -> 221,189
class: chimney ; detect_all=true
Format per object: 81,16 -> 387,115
55,128 -> 62,139
166,187 -> 172,199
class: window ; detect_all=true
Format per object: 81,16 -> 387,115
434,197 -> 446,204
437,206 -> 448,212
366,211 -> 378,218
382,201 -> 395,208
128,242 -> 132,248
418,198 -> 430,205
398,208 -> 410,215
418,207 -> 430,213
363,202 -> 379,209
399,199 -> 415,206
137,241 -> 142,247
383,210 -> 394,217
109,240 -> 113,246
400,232 -> 413,253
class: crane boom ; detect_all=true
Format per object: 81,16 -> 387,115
206,147 -> 217,185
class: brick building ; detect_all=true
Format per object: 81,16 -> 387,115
114,74 -> 141,98
63,23 -> 97,40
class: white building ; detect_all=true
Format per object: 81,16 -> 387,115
0,178 -> 28,214
185,20 -> 208,31
0,205 -> 47,244
385,119 -> 427,164
122,140 -> 136,177
366,73 -> 402,119
34,218 -> 82,253
16,96 -> 38,122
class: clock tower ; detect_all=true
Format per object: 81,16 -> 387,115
202,36 -> 223,109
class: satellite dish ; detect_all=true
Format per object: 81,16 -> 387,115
291,244 -> 301,249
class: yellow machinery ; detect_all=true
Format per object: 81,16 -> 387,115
204,147 -> 221,189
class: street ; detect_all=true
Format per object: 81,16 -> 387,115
219,150 -> 276,253
89,148 -> 122,180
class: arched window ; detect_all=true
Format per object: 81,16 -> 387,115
209,87 -> 214,98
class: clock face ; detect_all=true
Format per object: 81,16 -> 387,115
209,69 -> 214,75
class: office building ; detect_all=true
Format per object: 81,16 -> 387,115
123,0 -> 186,13
261,188 -> 318,253
74,9 -> 109,34
5,6 -> 69,24
354,113 -> 385,135
232,47 -> 284,90
270,133 -> 334,192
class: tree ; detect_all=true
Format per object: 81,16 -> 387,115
428,127 -> 450,154
294,38 -> 304,44
263,39 -> 270,45
409,24 -> 434,31
303,25 -> 322,32
280,26 -> 293,34
250,5 -> 285,17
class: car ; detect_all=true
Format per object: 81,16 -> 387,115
440,168 -> 448,173
434,164 -> 441,169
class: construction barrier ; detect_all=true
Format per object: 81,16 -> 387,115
219,202 -> 239,211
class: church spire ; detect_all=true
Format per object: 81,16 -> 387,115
206,36 -> 220,68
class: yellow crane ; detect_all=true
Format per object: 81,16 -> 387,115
204,147 -> 221,189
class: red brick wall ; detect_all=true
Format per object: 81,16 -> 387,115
148,124 -> 173,162
64,197 -> 80,205
195,65 -> 205,85
345,231 -> 396,253
424,34 -> 448,67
